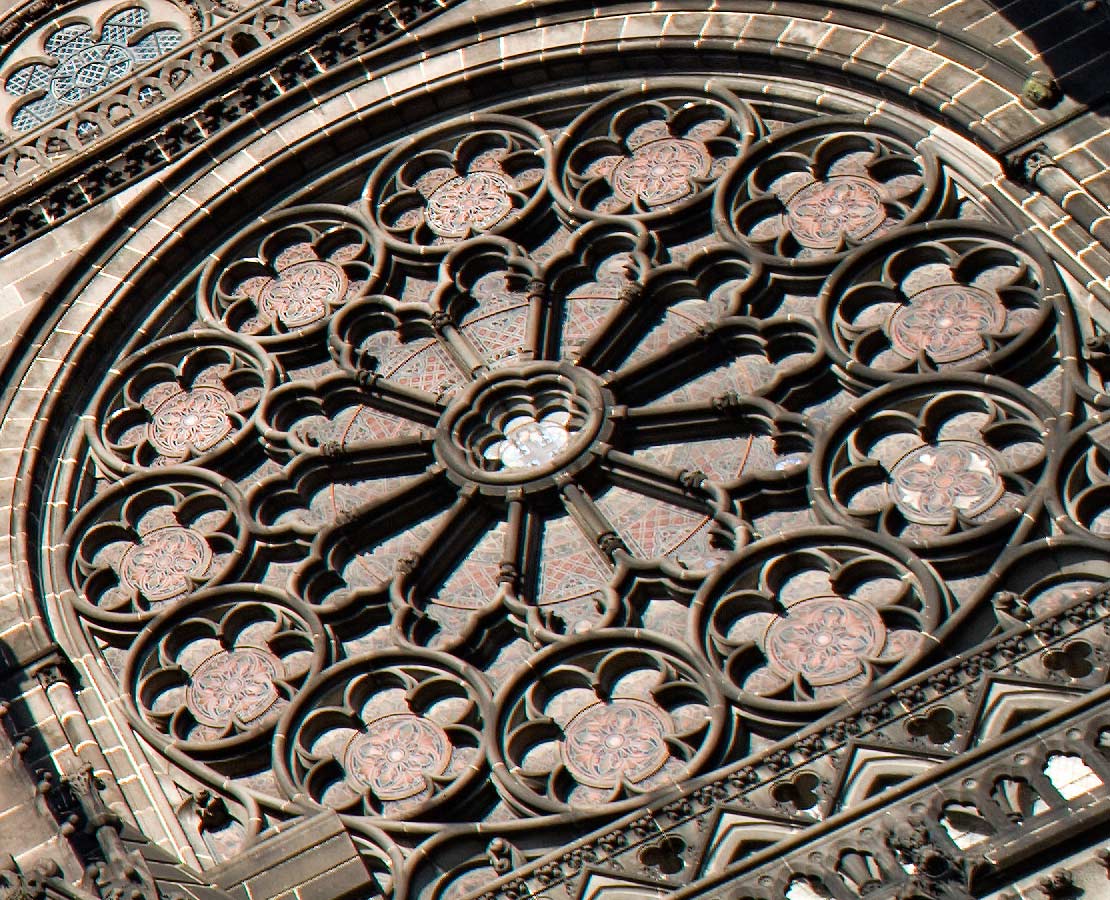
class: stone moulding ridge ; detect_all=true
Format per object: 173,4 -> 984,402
459,587 -> 1110,900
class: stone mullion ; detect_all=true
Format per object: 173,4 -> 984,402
619,398 -> 750,446
355,372 -> 445,423
559,482 -> 628,561
432,313 -> 488,379
597,446 -> 717,509
570,283 -> 645,374
525,278 -> 558,361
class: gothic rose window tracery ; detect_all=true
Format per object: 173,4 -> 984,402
2,5 -> 184,132
44,76 -> 1101,892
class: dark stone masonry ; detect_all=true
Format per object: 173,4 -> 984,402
0,2 -> 1108,900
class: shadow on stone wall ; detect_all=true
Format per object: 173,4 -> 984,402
987,0 -> 1110,108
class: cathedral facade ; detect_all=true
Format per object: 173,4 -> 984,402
0,2 -> 1108,900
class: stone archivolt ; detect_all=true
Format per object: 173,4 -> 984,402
42,78 -> 1108,897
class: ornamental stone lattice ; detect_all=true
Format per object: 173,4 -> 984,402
35,75 -> 1110,899
2,6 -> 182,132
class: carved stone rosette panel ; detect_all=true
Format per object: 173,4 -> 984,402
46,77 -> 1093,896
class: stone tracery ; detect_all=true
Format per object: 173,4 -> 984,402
3,5 -> 183,132
41,75 -> 1100,895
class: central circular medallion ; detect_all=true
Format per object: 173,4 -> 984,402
119,525 -> 212,601
562,699 -> 670,789
889,440 -> 1004,525
888,284 -> 1006,362
436,362 -> 609,493
785,175 -> 886,249
344,713 -> 452,800
425,172 -> 514,238
611,138 -> 711,206
259,260 -> 347,328
148,387 -> 234,457
185,647 -> 282,729
764,595 -> 886,685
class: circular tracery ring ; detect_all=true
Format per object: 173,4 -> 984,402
199,207 -> 380,348
273,648 -> 492,820
88,331 -> 277,476
690,527 -> 945,718
123,586 -> 327,757
490,629 -> 729,814
64,468 -> 249,626
365,115 -> 548,257
552,82 -> 760,226
434,361 -> 613,494
817,222 -> 1056,381
810,374 -> 1057,560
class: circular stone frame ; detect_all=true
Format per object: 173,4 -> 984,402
434,360 -> 615,496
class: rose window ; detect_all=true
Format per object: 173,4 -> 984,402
44,78 -> 1092,882
4,7 -> 182,131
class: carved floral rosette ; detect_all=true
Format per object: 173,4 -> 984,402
690,527 -> 945,718
810,375 -> 1056,559
198,206 -> 381,348
817,222 -> 1057,379
63,468 -> 249,626
490,629 -> 729,814
273,648 -> 492,819
88,330 -> 278,476
364,115 -> 548,257
550,82 -> 761,226
716,116 -> 945,267
123,585 -> 327,757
